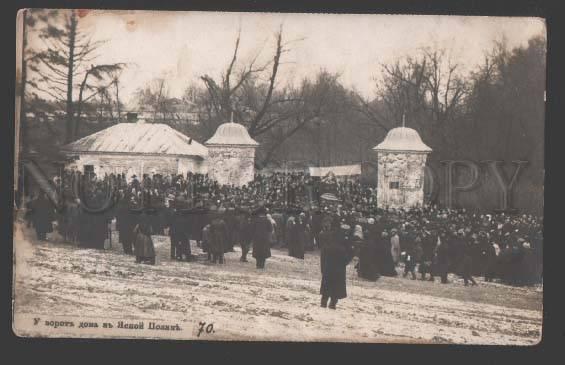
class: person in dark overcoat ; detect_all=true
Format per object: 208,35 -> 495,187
377,230 -> 397,277
432,232 -> 450,284
81,191 -> 110,249
240,214 -> 253,262
29,192 -> 54,241
133,210 -> 156,265
208,212 -> 228,264
65,198 -> 81,245
224,206 -> 237,252
319,220 -> 354,309
357,218 -> 380,281
189,204 -> 208,246
288,214 -> 306,259
168,202 -> 193,261
116,197 -> 134,254
460,239 -> 478,286
419,230 -> 436,280
251,207 -> 273,269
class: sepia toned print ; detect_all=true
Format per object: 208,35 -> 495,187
13,10 -> 544,344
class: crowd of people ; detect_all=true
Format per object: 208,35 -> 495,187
23,169 -> 543,308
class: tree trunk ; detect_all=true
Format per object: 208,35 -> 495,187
75,68 -> 91,137
66,12 -> 77,143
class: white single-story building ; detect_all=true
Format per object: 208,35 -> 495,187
61,121 -> 208,180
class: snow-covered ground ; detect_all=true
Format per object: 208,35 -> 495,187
12,224 -> 542,344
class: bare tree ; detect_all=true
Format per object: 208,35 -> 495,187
27,9 -> 124,142
74,63 -> 125,134
373,48 -> 468,153
200,26 -> 307,139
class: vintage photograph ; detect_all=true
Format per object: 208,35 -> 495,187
12,10 -> 545,344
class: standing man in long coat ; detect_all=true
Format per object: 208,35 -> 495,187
64,198 -> 81,245
461,238 -> 478,286
251,207 -> 273,269
30,192 -> 54,241
240,213 -> 253,262
432,232 -> 450,284
377,230 -> 397,277
116,196 -> 134,254
209,210 -> 228,264
357,218 -> 380,281
288,214 -> 306,259
319,220 -> 354,309
168,201 -> 193,261
419,229 -> 436,281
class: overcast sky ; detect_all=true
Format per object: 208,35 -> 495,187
42,11 -> 546,105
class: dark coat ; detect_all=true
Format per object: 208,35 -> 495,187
358,226 -> 380,281
64,200 -> 81,237
460,242 -> 475,277
433,241 -> 450,275
209,217 -> 229,255
169,208 -> 191,241
189,207 -> 208,241
252,215 -> 273,259
116,200 -> 135,244
288,219 -> 306,259
241,217 -> 254,246
377,237 -> 397,276
30,195 -> 54,236
320,229 -> 353,299
133,217 -> 155,258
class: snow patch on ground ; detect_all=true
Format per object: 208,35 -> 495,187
13,225 -> 542,344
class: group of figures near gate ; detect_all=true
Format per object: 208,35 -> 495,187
22,170 -> 543,309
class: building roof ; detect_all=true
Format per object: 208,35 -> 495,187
62,122 -> 208,157
205,122 -> 259,146
373,127 -> 432,153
